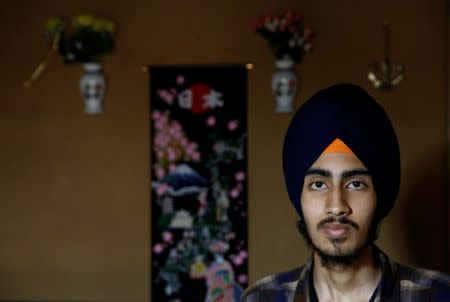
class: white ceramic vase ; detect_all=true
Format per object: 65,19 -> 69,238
271,56 -> 298,113
80,63 -> 106,115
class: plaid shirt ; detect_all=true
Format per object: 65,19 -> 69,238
241,247 -> 449,302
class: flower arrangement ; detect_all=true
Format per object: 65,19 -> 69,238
251,10 -> 315,63
45,14 -> 117,64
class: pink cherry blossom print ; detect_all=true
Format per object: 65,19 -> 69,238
239,250 -> 248,259
167,148 -> 178,161
228,120 -> 239,131
229,187 -> 240,198
162,231 -> 173,243
234,171 -> 246,182
232,255 -> 244,266
155,183 -> 170,196
238,274 -> 248,284
155,166 -> 166,179
206,116 -> 216,127
191,151 -> 201,162
157,89 -> 175,105
169,164 -> 177,172
153,243 -> 165,254
152,110 -> 161,120
176,75 -> 185,85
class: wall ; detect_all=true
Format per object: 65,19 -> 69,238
0,0 -> 447,301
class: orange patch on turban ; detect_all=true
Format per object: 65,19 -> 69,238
322,138 -> 354,155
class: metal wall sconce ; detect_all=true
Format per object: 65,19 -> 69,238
368,21 -> 404,90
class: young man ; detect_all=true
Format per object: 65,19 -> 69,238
242,84 -> 449,301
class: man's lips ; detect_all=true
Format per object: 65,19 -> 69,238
321,223 -> 351,239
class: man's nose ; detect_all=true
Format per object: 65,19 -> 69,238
325,186 -> 352,216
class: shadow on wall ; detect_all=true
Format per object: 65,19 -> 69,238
398,144 -> 448,273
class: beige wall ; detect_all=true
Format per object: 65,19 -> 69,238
0,0 -> 447,301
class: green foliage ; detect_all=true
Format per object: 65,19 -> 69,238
46,14 -> 117,64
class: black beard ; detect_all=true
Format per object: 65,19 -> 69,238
296,216 -> 380,269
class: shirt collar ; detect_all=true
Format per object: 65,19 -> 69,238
292,246 -> 400,302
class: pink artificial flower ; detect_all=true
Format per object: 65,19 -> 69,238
228,120 -> 239,131
176,75 -> 185,85
234,171 -> 246,182
153,243 -> 165,254
206,116 -> 216,127
238,274 -> 248,284
169,164 -> 177,172
155,183 -> 170,196
162,231 -> 173,243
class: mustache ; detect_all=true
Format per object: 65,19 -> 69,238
317,216 -> 359,230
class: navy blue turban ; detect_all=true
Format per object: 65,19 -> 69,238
282,84 -> 400,221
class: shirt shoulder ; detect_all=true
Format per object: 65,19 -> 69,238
395,262 -> 450,301
241,267 -> 304,302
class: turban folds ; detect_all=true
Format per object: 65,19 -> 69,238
282,84 -> 400,221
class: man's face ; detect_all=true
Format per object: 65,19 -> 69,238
300,152 -> 377,265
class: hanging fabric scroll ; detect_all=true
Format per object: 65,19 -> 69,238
149,65 -> 248,302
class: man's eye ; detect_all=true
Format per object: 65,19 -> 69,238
310,181 -> 327,190
346,181 -> 366,190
